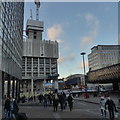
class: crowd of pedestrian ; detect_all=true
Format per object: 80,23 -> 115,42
37,92 -> 74,112
4,97 -> 19,120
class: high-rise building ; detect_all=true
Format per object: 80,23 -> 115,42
22,19 -> 59,96
0,2 -> 24,99
88,45 -> 120,71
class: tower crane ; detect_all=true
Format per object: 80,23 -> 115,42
35,0 -> 40,21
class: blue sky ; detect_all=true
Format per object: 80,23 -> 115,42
24,2 -> 118,78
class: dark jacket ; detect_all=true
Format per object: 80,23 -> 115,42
59,94 -> 65,104
67,95 -> 73,104
53,96 -> 59,106
4,99 -> 10,111
13,101 -> 19,114
105,99 -> 116,110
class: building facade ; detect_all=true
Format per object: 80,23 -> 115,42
88,45 -> 120,71
0,2 -> 24,99
64,74 -> 85,90
22,19 -> 59,96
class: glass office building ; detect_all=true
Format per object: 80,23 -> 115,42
0,2 -> 24,99
88,45 -> 120,71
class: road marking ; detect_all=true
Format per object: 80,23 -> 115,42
86,109 -> 101,115
53,113 -> 62,120
76,102 -> 87,106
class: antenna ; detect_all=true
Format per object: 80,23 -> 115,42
30,9 -> 33,19
35,0 -> 40,21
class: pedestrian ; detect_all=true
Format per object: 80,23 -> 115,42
59,93 -> 65,111
53,94 -> 59,112
62,92 -> 67,109
4,97 -> 10,119
38,94 -> 43,103
105,96 -> 117,120
67,94 -> 74,111
10,98 -> 19,119
99,96 -> 106,117
43,94 -> 48,108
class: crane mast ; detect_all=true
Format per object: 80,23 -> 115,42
35,0 -> 40,21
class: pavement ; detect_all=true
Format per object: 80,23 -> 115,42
18,94 -> 120,119
19,100 -> 119,119
73,93 -> 120,109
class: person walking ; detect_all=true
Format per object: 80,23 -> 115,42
105,96 -> 117,120
59,93 -> 65,111
43,94 -> 48,108
67,94 -> 74,111
4,97 -> 10,119
53,94 -> 59,112
10,98 -> 19,119
99,96 -> 106,117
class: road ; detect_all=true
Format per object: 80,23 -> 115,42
19,100 -> 119,119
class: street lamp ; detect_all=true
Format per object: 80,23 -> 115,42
81,52 -> 86,86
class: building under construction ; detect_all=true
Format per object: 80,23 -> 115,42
21,1 -> 59,97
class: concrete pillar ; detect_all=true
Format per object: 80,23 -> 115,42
7,74 -> 11,98
0,71 -> 3,120
2,72 -> 4,100
54,80 -> 58,90
43,79 -> 46,92
18,80 -> 20,100
31,79 -> 34,96
12,78 -> 15,98
15,80 -> 18,99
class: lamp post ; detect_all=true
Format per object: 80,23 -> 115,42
81,52 -> 88,99
80,52 -> 86,86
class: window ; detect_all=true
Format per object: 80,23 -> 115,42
34,31 -> 37,39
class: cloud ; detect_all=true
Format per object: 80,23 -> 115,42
63,46 -> 71,51
58,53 -> 76,64
47,24 -> 63,43
80,13 -> 100,48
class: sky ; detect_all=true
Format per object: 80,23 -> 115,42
24,2 -> 118,78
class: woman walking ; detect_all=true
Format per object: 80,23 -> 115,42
99,96 -> 106,117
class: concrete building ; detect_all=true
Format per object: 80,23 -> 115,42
0,2 -> 24,99
21,19 -> 59,96
88,45 -> 120,71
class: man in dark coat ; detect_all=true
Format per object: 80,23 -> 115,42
59,93 -> 65,111
4,97 -> 10,118
53,94 -> 59,112
105,96 -> 116,120
67,94 -> 74,111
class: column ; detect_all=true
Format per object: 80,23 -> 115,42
31,79 -> 34,96
18,80 -> 20,100
12,78 -> 15,98
0,71 -> 3,120
15,80 -> 18,99
43,58 -> 46,92
54,79 -> 58,90
2,72 -> 4,100
25,57 -> 27,77
43,79 -> 46,92
31,57 -> 34,96
7,74 -> 11,98
38,58 -> 39,77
